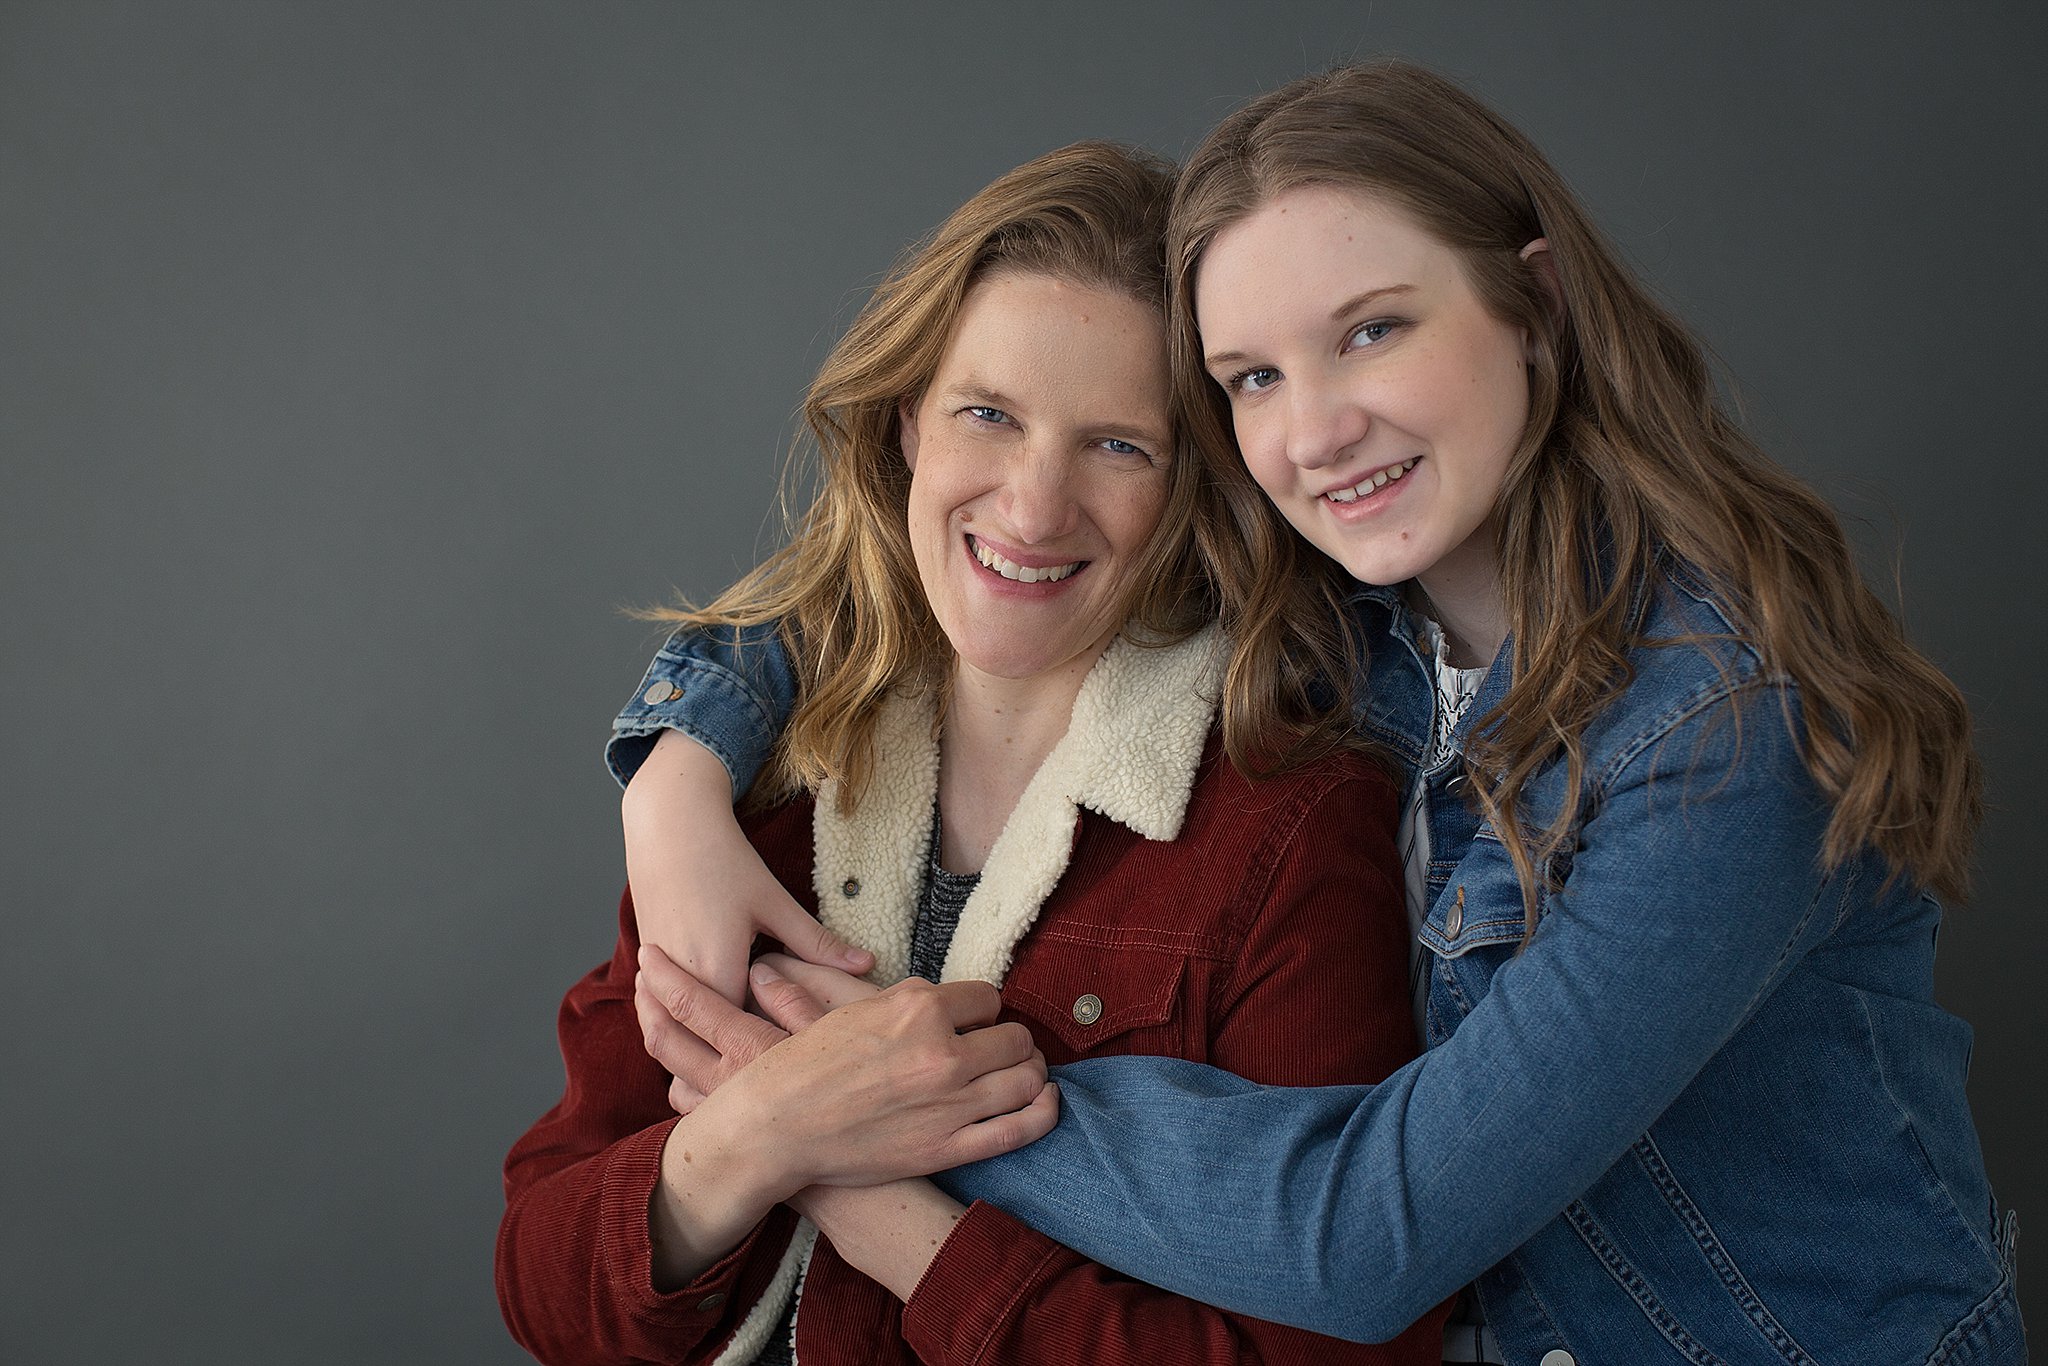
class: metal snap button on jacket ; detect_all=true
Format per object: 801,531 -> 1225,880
643,681 -> 682,705
841,878 -> 860,898
1538,1350 -> 1575,1366
1071,993 -> 1103,1026
696,1292 -> 726,1312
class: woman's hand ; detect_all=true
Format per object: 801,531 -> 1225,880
623,730 -> 874,1010
751,952 -> 884,1011
635,948 -> 1061,1183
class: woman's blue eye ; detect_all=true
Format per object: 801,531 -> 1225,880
966,405 -> 1011,426
1230,366 -> 1280,395
1349,320 -> 1397,347
1102,438 -> 1146,457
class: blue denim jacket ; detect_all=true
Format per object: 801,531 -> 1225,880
609,570 -> 2023,1366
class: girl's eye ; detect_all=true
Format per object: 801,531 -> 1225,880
1227,366 -> 1280,396
1348,319 -> 1398,348
966,405 -> 1012,427
1101,438 -> 1149,458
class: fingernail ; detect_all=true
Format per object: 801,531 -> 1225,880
749,960 -> 784,987
843,947 -> 874,968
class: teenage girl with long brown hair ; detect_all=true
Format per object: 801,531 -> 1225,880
605,63 -> 2021,1364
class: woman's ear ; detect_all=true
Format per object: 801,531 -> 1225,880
898,396 -> 921,472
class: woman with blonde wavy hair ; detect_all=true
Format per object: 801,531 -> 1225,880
597,64 -> 2021,1366
497,141 -> 1444,1365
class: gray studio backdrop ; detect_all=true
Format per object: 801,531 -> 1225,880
3,2 -> 2040,1361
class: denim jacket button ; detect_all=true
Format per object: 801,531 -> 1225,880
1445,886 -> 1466,938
1538,1351 -> 1574,1366
643,681 -> 683,705
1072,993 -> 1103,1026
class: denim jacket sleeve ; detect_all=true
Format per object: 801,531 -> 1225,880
606,622 -> 797,799
934,680 -> 1846,1343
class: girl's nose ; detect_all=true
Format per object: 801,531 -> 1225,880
1285,379 -> 1370,472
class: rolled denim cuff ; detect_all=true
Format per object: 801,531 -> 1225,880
606,624 -> 793,799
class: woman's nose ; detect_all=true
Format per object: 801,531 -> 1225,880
1000,449 -> 1081,543
1284,379 -> 1370,472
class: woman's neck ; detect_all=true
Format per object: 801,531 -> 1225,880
933,641 -> 1107,873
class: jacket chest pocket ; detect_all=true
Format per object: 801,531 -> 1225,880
998,934 -> 1195,1064
1418,825 -> 1531,960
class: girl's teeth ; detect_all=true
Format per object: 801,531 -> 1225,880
1325,458 -> 1419,503
971,537 -> 1081,584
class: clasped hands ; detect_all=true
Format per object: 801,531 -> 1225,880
632,944 -> 1060,1190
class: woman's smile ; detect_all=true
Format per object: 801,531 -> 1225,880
966,532 -> 1087,586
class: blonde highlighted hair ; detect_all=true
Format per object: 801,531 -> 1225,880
655,142 -> 1251,809
1170,61 -> 1981,924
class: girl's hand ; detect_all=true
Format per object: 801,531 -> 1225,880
623,730 -> 874,1011
635,948 -> 1060,1183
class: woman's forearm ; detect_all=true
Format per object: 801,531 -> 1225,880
790,1180 -> 966,1300
647,1104 -> 797,1290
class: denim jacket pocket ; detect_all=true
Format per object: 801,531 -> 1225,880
1419,824 -> 1529,961
1000,939 -> 1190,1061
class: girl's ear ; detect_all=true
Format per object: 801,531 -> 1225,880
898,396 -> 921,472
1517,238 -> 1562,362
1520,238 -> 1562,314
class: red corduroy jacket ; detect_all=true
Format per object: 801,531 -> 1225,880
498,736 -> 1445,1365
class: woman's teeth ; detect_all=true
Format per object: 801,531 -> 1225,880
972,537 -> 1082,584
1325,457 -> 1420,503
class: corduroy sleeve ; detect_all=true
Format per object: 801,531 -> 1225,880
495,888 -> 801,1366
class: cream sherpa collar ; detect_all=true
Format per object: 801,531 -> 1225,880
811,623 -> 1224,990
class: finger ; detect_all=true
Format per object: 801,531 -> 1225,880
948,1019 -> 1040,1079
747,958 -> 829,1033
754,953 -> 882,1011
930,978 -> 1004,1030
942,1079 -> 1061,1168
666,1075 -> 707,1116
757,896 -> 876,975
634,976 -> 727,1092
957,1053 -> 1052,1121
640,944 -> 787,1063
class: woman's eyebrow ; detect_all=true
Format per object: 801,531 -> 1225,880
942,381 -> 1024,411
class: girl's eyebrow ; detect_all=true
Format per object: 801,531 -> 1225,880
1203,284 -> 1419,372
1329,283 -> 1416,320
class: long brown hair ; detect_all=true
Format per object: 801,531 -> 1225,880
1171,61 -> 1981,924
654,142 -> 1224,810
